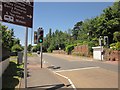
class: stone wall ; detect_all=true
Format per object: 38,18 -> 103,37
73,45 -> 89,56
53,50 -> 66,54
103,49 -> 120,61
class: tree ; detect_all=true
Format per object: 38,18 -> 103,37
11,44 -> 23,52
113,31 -> 120,42
72,21 -> 83,40
27,44 -> 32,52
0,23 -> 22,51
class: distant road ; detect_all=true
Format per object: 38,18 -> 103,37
43,53 -> 119,72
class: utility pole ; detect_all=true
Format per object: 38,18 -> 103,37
24,27 -> 28,88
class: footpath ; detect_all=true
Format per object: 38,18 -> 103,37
20,56 -> 66,90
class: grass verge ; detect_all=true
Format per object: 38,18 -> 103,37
2,59 -> 24,89
27,52 -> 37,57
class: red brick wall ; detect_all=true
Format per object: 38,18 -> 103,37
109,50 -> 120,61
73,45 -> 89,56
103,49 -> 120,61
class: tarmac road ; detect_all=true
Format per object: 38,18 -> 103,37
43,53 -> 119,89
43,53 -> 119,72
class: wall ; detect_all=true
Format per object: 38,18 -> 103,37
0,47 -> 10,77
73,45 -> 89,56
0,58 -> 9,77
103,49 -> 120,61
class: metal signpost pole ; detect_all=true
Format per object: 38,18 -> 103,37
40,43 -> 43,68
24,27 -> 28,88
31,28 -> 33,45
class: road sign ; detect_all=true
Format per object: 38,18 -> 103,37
0,1 -> 34,28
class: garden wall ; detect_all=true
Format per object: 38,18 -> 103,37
103,49 -> 120,61
72,45 -> 89,56
0,47 -> 10,77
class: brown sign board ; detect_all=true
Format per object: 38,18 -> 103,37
0,1 -> 34,28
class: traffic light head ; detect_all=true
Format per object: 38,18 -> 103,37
34,31 -> 38,44
38,29 -> 44,43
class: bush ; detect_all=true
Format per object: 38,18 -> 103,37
116,42 -> 120,50
65,44 -> 75,55
47,45 -> 55,53
88,41 -> 95,54
110,43 -> 116,50
110,42 -> 120,50
113,31 -> 120,42
11,44 -> 23,52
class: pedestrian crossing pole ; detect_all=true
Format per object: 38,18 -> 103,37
40,43 -> 43,68
38,27 -> 43,68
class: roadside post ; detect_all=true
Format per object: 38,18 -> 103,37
24,27 -> 28,88
99,36 -> 103,61
37,27 -> 44,68
40,43 -> 43,68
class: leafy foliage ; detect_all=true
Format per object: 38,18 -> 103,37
0,23 -> 22,51
65,44 -> 75,55
113,31 -> 120,42
27,44 -> 32,52
11,44 -> 23,52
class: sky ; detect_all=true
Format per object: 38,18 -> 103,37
2,2 -> 114,46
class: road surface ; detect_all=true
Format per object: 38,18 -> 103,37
42,53 -> 119,89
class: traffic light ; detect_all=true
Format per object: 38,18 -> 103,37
38,28 -> 44,43
34,31 -> 38,44
104,36 -> 108,46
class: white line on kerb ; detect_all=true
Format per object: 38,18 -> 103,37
55,66 -> 100,73
54,72 -> 77,90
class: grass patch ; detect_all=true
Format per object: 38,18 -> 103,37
10,56 -> 18,59
2,59 -> 24,89
27,52 -> 37,57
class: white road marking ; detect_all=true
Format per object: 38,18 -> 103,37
54,71 -> 77,90
70,59 -> 93,62
55,66 -> 100,73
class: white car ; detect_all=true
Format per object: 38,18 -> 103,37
4,15 -> 14,22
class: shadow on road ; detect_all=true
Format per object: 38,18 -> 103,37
47,65 -> 61,70
28,84 -> 65,90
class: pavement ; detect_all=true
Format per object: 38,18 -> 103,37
20,56 -> 70,90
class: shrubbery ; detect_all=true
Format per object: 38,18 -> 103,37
65,44 -> 75,55
11,44 -> 23,52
